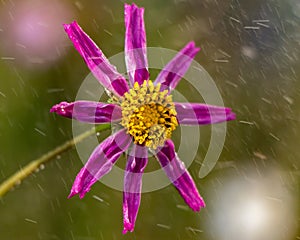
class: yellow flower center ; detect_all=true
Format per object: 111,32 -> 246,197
119,80 -> 178,149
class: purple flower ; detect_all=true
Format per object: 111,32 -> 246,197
50,3 -> 235,234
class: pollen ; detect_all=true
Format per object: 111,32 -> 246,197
119,80 -> 178,149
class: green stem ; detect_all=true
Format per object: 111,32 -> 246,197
0,124 -> 111,198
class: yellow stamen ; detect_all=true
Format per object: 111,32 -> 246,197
119,80 -> 178,149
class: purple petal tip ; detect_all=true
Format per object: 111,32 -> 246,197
122,223 -> 134,234
67,188 -> 89,199
187,41 -> 201,53
63,21 -> 77,29
191,198 -> 206,212
79,191 -> 88,199
230,113 -> 236,121
50,101 -> 73,118
187,41 -> 195,48
125,2 -> 142,10
63,23 -> 71,32
227,109 -> 236,121
49,106 -> 56,113
67,191 -> 76,199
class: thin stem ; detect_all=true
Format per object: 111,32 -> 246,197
0,124 -> 111,198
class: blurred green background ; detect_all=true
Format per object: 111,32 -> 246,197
0,0 -> 299,239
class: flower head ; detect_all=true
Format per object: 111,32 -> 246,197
119,80 -> 178,149
50,3 -> 235,234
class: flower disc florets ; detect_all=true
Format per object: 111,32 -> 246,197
119,80 -> 178,149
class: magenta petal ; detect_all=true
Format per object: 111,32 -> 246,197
68,129 -> 132,199
154,42 -> 200,93
155,140 -> 205,211
50,101 -> 122,123
123,145 -> 148,234
64,21 -> 129,96
124,3 -> 149,86
175,102 -> 236,125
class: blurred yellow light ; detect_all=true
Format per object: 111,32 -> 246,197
239,200 -> 268,232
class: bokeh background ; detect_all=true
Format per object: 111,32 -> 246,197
0,0 -> 299,239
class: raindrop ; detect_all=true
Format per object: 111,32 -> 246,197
25,218 -> 37,224
156,223 -> 171,230
176,204 -> 189,211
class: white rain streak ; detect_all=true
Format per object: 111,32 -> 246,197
239,120 -> 255,125
25,218 -> 37,224
185,226 -> 203,234
47,88 -> 65,93
34,127 -> 46,136
156,223 -> 171,230
92,195 -> 110,206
